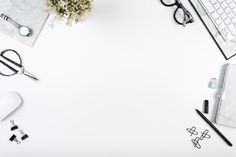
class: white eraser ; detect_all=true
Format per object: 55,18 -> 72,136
0,92 -> 23,121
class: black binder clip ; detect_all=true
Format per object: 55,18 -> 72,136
9,134 -> 21,144
10,120 -> 18,131
9,134 -> 16,141
19,130 -> 29,141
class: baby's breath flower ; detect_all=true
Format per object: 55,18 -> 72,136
47,0 -> 92,25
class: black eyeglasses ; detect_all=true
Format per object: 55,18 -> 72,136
160,0 -> 194,26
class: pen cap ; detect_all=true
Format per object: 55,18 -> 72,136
204,100 -> 209,114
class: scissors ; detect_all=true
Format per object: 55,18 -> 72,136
0,49 -> 38,81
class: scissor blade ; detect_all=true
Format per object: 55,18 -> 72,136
23,70 -> 39,81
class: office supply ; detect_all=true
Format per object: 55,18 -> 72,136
208,78 -> 217,89
10,120 -> 19,131
9,134 -> 20,144
189,0 -> 236,60
160,0 -> 194,26
11,125 -> 18,131
0,92 -> 23,121
9,134 -> 16,141
191,130 -> 210,149
196,109 -> 233,147
215,64 -> 236,128
10,121 -> 29,142
19,130 -> 28,140
21,134 -> 28,140
192,137 -> 201,149
0,13 -> 32,37
186,126 -> 198,136
0,0 -> 49,46
204,100 -> 209,114
186,126 -> 211,149
199,129 -> 211,140
0,49 -> 39,81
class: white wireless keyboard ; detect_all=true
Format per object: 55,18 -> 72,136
198,0 -> 236,42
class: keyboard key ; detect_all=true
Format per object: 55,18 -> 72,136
219,23 -> 227,29
226,0 -> 232,3
229,2 -> 236,8
233,8 -> 236,14
221,2 -> 228,8
216,18 -> 223,25
225,18 -> 231,24
225,7 -> 231,13
228,12 -> 235,18
221,13 -> 228,19
226,32 -> 234,41
214,3 -> 220,9
228,24 -> 236,35
212,11 -> 220,19
232,17 -> 236,23
222,29 -> 228,36
218,8 -> 224,14
210,0 -> 217,4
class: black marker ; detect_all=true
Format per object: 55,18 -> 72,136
195,109 -> 233,147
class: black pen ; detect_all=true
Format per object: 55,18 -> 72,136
195,109 -> 233,147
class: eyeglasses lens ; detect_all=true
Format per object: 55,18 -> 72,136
175,8 -> 185,24
161,0 -> 176,6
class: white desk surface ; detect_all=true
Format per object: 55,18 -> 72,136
0,0 -> 236,156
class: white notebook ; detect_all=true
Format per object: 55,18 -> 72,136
215,64 -> 236,128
